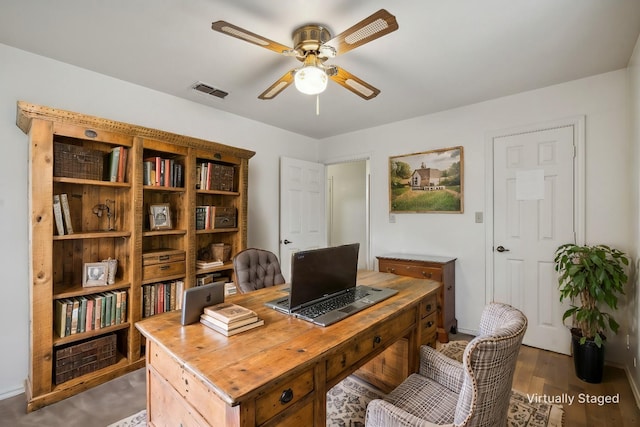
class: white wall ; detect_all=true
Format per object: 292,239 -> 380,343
318,69 -> 633,365
0,43 -> 319,398
628,33 -> 640,404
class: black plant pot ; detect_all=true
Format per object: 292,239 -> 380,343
572,334 -> 605,383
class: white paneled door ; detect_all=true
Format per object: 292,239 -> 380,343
279,157 -> 326,281
491,123 -> 581,355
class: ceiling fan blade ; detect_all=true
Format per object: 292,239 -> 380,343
258,70 -> 295,100
329,67 -> 380,100
325,9 -> 399,56
212,21 -> 293,55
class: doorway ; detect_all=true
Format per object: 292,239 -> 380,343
485,117 -> 585,355
326,160 -> 370,270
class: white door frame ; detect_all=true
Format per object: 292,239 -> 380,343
484,116 -> 586,303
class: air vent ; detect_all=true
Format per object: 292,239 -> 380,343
192,82 -> 228,99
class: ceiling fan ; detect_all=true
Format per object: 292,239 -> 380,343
211,9 -> 398,100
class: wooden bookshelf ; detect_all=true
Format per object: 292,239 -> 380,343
16,101 -> 254,412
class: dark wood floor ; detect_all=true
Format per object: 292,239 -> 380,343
512,344 -> 639,426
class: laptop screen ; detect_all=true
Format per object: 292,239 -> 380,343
288,243 -> 359,310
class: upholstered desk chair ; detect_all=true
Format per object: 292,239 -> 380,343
232,248 -> 286,293
365,303 -> 527,427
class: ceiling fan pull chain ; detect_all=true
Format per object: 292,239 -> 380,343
316,94 -> 320,116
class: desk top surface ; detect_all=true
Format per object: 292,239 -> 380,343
377,253 -> 457,264
136,270 -> 439,406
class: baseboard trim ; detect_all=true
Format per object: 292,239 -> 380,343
0,385 -> 25,401
624,365 -> 640,410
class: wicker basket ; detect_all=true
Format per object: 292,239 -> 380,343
54,142 -> 105,180
54,334 -> 117,384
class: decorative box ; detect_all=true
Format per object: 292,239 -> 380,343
54,334 -> 117,384
142,248 -> 186,281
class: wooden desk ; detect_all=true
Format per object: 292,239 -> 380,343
135,270 -> 440,427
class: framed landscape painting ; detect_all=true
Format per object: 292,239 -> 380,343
389,146 -> 464,213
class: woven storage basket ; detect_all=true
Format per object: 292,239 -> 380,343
54,142 -> 104,180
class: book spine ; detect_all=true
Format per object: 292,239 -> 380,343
85,298 -> 94,332
109,147 -> 120,182
94,295 -> 102,330
117,147 -> 128,182
54,299 -> 66,338
78,297 -> 87,333
120,290 -> 127,323
176,280 -> 184,310
70,299 -> 79,334
64,299 -> 73,336
53,195 -> 65,236
110,291 -> 117,325
60,193 -> 74,234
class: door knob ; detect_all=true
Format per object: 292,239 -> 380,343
282,239 -> 292,245
496,245 -> 510,252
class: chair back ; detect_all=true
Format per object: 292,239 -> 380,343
454,303 -> 527,427
233,248 -> 285,293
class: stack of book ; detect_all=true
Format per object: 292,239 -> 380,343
200,302 -> 264,336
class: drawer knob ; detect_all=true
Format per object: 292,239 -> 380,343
421,271 -> 432,278
373,335 -> 382,345
280,388 -> 294,404
159,255 -> 170,261
426,321 -> 434,328
160,265 -> 170,270
425,304 -> 432,311
387,267 -> 395,273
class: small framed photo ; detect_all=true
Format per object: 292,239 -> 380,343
83,262 -> 108,287
149,203 -> 172,230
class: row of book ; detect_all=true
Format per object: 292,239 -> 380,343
196,162 -> 235,191
143,156 -> 184,187
200,302 -> 264,336
107,146 -> 128,183
142,280 -> 184,318
54,290 -> 127,338
53,193 -> 75,236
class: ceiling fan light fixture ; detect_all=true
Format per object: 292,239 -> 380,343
294,65 -> 328,95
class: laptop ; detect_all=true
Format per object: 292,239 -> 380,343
180,281 -> 225,325
265,243 -> 397,326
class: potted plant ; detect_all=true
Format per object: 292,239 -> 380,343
554,243 -> 629,383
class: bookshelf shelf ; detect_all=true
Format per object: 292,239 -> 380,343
17,101 -> 254,412
53,322 -> 131,346
53,281 -> 132,300
54,176 -> 131,188
53,231 -> 131,240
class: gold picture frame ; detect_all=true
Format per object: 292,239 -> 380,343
149,203 -> 172,230
389,146 -> 464,213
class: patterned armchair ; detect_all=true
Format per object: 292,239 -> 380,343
365,303 -> 527,427
232,248 -> 286,293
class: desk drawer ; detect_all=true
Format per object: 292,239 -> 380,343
326,309 -> 415,381
379,261 -> 443,282
420,311 -> 438,346
255,369 -> 314,425
148,365 -> 210,427
143,261 -> 186,281
149,341 -> 229,422
419,294 -> 438,319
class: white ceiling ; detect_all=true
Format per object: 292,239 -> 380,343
1,1 -> 639,139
